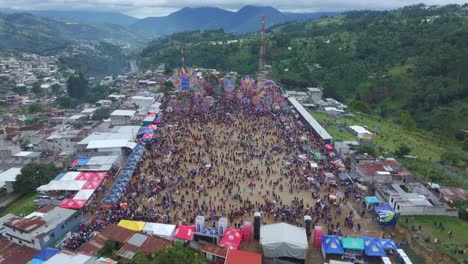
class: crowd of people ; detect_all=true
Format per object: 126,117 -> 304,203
60,90 -> 374,251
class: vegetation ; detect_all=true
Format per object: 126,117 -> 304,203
141,4 -> 468,138
58,42 -> 129,76
1,192 -> 37,216
399,215 -> 468,264
92,107 -> 112,120
66,73 -> 89,100
13,163 -> 60,193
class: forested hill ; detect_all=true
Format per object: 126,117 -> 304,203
140,4 -> 468,137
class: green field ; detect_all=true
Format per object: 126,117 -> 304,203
1,192 -> 37,216
399,215 -> 468,264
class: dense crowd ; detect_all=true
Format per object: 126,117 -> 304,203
60,92 -> 370,251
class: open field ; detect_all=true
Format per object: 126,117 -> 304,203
398,215 -> 468,264
1,192 -> 37,217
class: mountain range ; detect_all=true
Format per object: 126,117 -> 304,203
131,6 -> 340,34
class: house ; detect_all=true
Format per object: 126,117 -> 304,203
0,167 -> 22,193
110,110 -> 137,126
96,100 -> 112,107
306,87 -> 324,103
0,237 -> 38,264
35,130 -> 81,155
3,205 -> 80,250
131,96 -> 155,108
354,163 -> 392,183
349,125 -> 373,140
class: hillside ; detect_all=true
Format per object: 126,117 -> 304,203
0,12 -> 149,54
16,10 -> 138,25
131,6 -> 338,35
140,4 -> 468,138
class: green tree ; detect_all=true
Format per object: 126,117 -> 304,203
355,145 -> 378,157
51,84 -> 61,96
92,107 -> 112,120
463,138 -> 468,152
350,100 -> 372,114
13,163 -> 60,193
395,144 -> 411,157
12,86 -> 27,95
28,104 -> 43,113
400,110 -> 416,131
66,73 -> 89,99
163,65 -> 173,75
151,243 -> 207,264
31,81 -> 43,95
72,120 -> 86,129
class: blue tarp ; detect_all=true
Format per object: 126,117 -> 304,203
33,247 -> 59,261
362,237 -> 386,257
31,259 -> 45,264
54,172 -> 66,180
322,235 -> 344,255
374,204 -> 393,212
201,227 -> 218,236
76,158 -> 91,166
137,127 -> 147,137
365,196 -> 380,204
378,239 -> 398,250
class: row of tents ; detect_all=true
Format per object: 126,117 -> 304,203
101,116 -> 158,205
322,235 -> 398,258
101,142 -> 146,205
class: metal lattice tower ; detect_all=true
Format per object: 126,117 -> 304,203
181,47 -> 185,67
258,16 -> 266,81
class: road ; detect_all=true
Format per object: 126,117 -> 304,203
129,60 -> 139,73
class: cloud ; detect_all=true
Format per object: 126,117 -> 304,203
0,0 -> 466,18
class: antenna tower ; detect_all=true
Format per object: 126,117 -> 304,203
181,47 -> 185,67
258,16 -> 266,81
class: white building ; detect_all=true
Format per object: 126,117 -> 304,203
0,167 -> 22,192
349,125 -> 373,140
131,96 -> 155,108
110,110 -> 137,126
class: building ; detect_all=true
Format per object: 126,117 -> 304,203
35,130 -> 81,155
77,126 -> 139,156
3,205 -> 80,250
131,96 -> 155,109
110,110 -> 137,126
0,167 -> 22,193
306,87 -> 324,103
375,183 -> 458,216
349,125 -> 373,140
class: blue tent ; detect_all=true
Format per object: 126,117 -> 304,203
54,172 -> 66,180
362,237 -> 386,257
137,127 -> 147,137
32,247 -> 59,262
365,196 -> 380,204
374,204 -> 398,227
201,227 -> 218,236
76,157 -> 90,166
378,239 -> 398,250
322,235 -> 344,256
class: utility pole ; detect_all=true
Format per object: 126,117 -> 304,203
257,16 -> 266,82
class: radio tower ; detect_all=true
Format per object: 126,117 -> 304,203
258,16 -> 266,81
181,47 -> 185,67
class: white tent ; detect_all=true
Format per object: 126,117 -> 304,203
74,189 -> 95,200
260,222 -> 308,260
60,171 -> 81,181
142,223 -> 176,239
37,180 -> 87,191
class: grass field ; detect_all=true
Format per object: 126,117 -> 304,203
2,192 -> 37,217
399,215 -> 468,264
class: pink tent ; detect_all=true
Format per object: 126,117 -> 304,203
242,222 -> 252,244
69,160 -> 79,167
146,124 -> 157,130
59,199 -> 87,209
142,134 -> 154,141
173,225 -> 195,241
75,172 -> 107,181
81,179 -> 104,190
219,228 -> 243,250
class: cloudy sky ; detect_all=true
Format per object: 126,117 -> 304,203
0,0 -> 466,18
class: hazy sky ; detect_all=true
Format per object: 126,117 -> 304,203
0,0 -> 466,18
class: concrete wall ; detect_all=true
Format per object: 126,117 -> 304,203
395,204 -> 458,217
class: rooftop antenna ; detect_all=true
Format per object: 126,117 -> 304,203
258,16 -> 266,81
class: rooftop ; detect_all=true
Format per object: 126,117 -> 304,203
0,237 -> 38,264
110,110 -> 136,116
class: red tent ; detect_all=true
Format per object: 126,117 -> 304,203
59,199 -> 87,209
75,172 -> 107,181
225,249 -> 261,264
173,225 -> 195,241
219,228 -> 243,250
